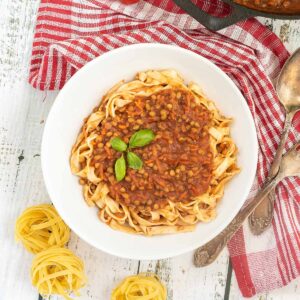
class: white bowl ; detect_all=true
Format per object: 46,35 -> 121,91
42,44 -> 258,260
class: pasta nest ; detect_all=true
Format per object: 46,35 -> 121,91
111,273 -> 167,300
31,247 -> 87,300
15,204 -> 70,254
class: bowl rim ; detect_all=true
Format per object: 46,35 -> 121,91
41,43 -> 258,259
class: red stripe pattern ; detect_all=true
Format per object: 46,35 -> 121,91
29,0 -> 300,297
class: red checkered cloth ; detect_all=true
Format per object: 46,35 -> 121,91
29,0 -> 300,297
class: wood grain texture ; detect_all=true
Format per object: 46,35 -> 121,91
0,0 -> 299,299
138,250 -> 230,300
257,18 -> 300,52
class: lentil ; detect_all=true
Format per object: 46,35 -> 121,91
169,170 -> 176,176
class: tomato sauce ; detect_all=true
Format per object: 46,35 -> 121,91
91,89 -> 213,211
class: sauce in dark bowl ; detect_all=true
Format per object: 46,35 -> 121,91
234,0 -> 300,14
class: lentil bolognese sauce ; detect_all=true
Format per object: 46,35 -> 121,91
70,70 -> 240,235
233,0 -> 300,14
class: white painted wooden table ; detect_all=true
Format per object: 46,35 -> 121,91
0,0 -> 299,299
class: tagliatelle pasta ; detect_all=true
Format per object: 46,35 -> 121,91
31,247 -> 87,300
111,273 -> 167,300
70,69 -> 240,235
15,204 -> 70,254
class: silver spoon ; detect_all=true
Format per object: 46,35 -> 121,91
248,48 -> 300,235
194,142 -> 300,267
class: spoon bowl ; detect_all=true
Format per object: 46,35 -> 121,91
278,143 -> 300,178
276,48 -> 300,113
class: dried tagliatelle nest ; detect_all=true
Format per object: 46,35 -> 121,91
15,204 -> 70,254
111,273 -> 167,300
31,247 -> 87,300
15,203 -> 87,300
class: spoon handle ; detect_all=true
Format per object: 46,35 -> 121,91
248,111 -> 296,235
268,112 -> 294,179
194,177 -> 279,267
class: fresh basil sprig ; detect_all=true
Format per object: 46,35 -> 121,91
114,154 -> 126,182
110,137 -> 127,152
127,152 -> 143,170
110,129 -> 155,181
129,129 -> 155,148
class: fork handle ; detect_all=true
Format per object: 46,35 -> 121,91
194,177 -> 279,267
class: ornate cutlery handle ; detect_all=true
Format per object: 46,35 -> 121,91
268,112 -> 294,179
248,110 -> 297,235
194,178 -> 279,267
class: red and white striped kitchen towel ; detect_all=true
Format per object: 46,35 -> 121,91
29,0 -> 300,297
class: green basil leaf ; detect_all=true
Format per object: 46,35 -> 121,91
114,154 -> 126,182
129,129 -> 155,148
110,137 -> 127,152
127,152 -> 143,170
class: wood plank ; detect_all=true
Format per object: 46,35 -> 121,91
0,0 -> 51,297
0,85 -> 54,299
138,249 -> 230,300
66,234 -> 139,299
